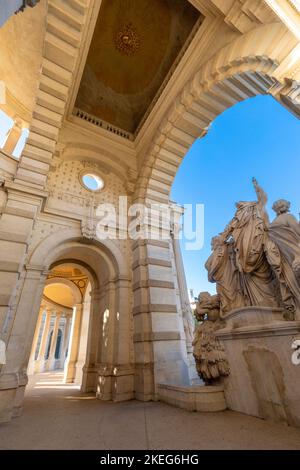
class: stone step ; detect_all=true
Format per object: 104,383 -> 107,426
158,384 -> 227,412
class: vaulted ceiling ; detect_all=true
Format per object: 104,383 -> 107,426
75,0 -> 202,134
44,265 -> 88,308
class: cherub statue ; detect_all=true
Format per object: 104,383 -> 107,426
193,292 -> 230,384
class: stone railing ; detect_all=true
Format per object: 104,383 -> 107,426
74,108 -> 133,141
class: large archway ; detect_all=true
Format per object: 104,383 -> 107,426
131,21 -> 300,402
27,264 -> 88,381
136,23 -> 300,205
0,229 -> 133,421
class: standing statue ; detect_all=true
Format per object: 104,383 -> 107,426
218,177 -> 278,308
205,236 -> 245,316
269,199 -> 300,282
193,292 -> 230,384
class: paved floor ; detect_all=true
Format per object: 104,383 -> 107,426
0,372 -> 300,450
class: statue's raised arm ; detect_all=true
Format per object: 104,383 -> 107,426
252,177 -> 267,208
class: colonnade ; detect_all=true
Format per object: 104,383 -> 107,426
27,302 -> 73,375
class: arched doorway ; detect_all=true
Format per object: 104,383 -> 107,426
1,229 -> 133,420
131,23 -> 300,403
27,265 -> 88,380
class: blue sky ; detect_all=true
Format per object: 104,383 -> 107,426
171,95 -> 300,298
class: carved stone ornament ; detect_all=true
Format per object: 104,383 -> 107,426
81,220 -> 97,241
114,23 -> 140,56
193,292 -> 230,384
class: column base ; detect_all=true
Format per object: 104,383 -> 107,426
0,369 -> 28,422
96,364 -> 135,402
12,384 -> 26,418
74,360 -> 85,385
81,366 -> 97,392
134,363 -> 155,401
0,388 -> 17,423
63,361 -> 76,383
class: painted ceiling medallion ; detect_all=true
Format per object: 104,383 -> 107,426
114,23 -> 140,56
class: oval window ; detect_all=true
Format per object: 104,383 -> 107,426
82,173 -> 104,192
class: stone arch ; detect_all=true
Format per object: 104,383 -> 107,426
1,228 -> 133,421
27,230 -> 133,392
130,21 -> 300,403
135,22 -> 300,203
28,227 -> 129,281
44,277 -> 82,305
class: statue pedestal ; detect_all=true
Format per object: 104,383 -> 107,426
216,306 -> 300,427
157,383 -> 226,412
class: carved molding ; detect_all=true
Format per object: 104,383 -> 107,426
134,22 -> 298,204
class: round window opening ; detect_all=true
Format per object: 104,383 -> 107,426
82,173 -> 104,192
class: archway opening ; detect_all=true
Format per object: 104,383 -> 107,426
27,263 -> 91,389
171,94 -> 300,302
23,235 -> 132,405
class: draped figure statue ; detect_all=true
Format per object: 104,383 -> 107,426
267,199 -> 300,317
217,178 -> 278,309
205,236 -> 244,316
269,199 -> 300,282
205,178 -> 300,319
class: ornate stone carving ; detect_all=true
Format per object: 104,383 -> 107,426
81,197 -> 97,241
206,178 -> 300,320
193,292 -> 230,384
81,220 -> 97,241
114,23 -> 140,56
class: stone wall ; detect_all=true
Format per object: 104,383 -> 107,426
217,307 -> 300,427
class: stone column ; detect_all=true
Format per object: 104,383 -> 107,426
46,312 -> 61,371
95,281 -> 117,400
61,315 -> 71,368
81,288 -> 101,393
0,265 -> 47,422
2,117 -> 23,155
27,305 -> 44,375
64,304 -> 83,383
74,299 -> 90,385
171,209 -> 198,383
131,214 -> 191,401
112,277 -> 134,402
35,309 -> 52,373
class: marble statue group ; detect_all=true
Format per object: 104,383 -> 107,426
193,178 -> 300,384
